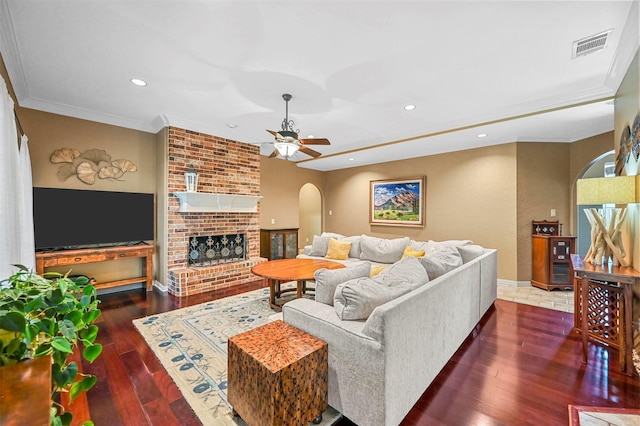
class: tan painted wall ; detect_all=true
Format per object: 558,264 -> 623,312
259,156 -> 325,231
22,109 -> 157,193
322,144 -> 519,281
21,108 -> 157,285
516,142 -> 571,281
2,52 -> 159,285
613,49 -> 639,356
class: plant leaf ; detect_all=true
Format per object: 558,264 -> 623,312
51,337 -> 73,353
83,309 -> 101,324
80,325 -> 98,343
58,319 -> 77,341
65,310 -> 82,327
83,343 -> 102,363
60,412 -> 73,426
70,375 -> 97,401
0,311 -> 26,332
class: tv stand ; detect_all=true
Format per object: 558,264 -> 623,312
35,245 -> 154,291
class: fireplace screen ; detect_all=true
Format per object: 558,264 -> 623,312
188,233 -> 246,266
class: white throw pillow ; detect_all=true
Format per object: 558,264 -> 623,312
359,235 -> 410,264
314,262 -> 371,305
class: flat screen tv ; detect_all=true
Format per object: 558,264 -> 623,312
33,187 -> 155,251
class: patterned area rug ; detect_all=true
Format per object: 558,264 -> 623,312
133,287 -> 340,425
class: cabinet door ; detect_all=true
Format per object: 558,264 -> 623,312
552,239 -> 571,261
284,232 -> 298,258
270,233 -> 284,260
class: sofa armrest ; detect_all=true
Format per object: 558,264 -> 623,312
362,260 -> 482,425
282,299 -> 386,425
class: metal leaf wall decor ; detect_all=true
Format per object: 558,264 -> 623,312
51,148 -> 138,185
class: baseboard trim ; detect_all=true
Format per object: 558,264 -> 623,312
498,279 -> 532,287
153,280 -> 168,293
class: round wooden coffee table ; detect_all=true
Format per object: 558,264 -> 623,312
251,258 -> 345,310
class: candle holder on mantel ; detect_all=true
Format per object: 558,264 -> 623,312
185,165 -> 199,193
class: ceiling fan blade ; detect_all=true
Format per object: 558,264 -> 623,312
268,149 -> 279,158
299,146 -> 322,158
299,137 -> 330,145
266,129 -> 281,138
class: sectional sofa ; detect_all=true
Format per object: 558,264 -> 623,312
282,234 -> 498,426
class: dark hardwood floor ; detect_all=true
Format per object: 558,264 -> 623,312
73,282 -> 640,425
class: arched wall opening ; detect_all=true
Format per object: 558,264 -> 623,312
299,183 -> 322,252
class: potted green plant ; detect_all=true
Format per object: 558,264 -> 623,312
0,265 -> 102,426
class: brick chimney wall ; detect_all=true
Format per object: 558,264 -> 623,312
166,127 -> 265,296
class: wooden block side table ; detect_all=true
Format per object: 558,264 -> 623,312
228,320 -> 328,426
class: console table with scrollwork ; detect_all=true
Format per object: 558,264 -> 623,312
571,254 -> 638,376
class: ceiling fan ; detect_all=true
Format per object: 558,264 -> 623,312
267,93 -> 330,159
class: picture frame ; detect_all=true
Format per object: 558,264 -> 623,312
370,176 -> 425,227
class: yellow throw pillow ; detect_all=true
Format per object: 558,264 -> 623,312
402,245 -> 425,259
369,265 -> 388,277
325,238 -> 352,260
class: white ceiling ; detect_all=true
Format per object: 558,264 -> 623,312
0,1 -> 638,171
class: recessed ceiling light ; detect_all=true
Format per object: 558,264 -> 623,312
307,134 -> 315,138
404,104 -> 416,111
477,133 -> 488,138
130,78 -> 147,87
348,158 -> 355,161
227,123 -> 238,128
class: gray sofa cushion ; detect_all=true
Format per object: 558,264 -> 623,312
373,255 -> 429,287
308,235 -> 331,256
314,261 -> 371,305
360,235 -> 410,263
418,245 -> 463,279
334,256 -> 427,320
457,244 -> 485,263
340,235 -> 362,258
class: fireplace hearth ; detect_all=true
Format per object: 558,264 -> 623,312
188,233 -> 247,267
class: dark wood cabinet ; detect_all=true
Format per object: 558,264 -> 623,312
260,228 -> 299,260
532,235 -> 576,290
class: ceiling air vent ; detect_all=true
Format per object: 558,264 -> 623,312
572,29 -> 612,58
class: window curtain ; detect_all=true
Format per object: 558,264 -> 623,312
0,75 -> 34,279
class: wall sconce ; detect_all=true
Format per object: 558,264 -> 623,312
185,164 -> 199,193
576,175 -> 639,266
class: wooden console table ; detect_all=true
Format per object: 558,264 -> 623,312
571,254 -> 638,376
36,244 -> 154,291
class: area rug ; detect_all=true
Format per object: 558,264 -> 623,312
133,287 -> 340,425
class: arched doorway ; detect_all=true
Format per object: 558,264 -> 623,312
299,183 -> 322,251
575,150 -> 615,255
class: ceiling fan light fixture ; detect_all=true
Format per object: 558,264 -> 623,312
274,141 -> 300,159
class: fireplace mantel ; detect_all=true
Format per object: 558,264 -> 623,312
173,192 -> 263,213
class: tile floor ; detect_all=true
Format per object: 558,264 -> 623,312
497,283 -> 574,313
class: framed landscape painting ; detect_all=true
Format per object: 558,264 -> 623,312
370,176 -> 425,227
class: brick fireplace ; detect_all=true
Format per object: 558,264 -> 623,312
165,127 -> 265,296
